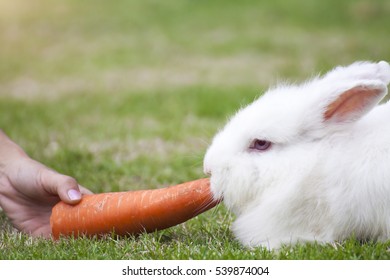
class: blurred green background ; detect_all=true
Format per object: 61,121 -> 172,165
1,0 -> 389,89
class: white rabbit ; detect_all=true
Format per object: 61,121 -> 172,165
204,61 -> 390,250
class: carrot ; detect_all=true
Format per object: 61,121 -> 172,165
50,178 -> 219,239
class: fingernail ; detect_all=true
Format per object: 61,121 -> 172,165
68,189 -> 82,201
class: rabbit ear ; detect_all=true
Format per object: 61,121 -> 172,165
323,83 -> 387,123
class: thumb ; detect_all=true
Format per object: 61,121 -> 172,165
40,169 -> 82,205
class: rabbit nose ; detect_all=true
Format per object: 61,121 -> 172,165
203,166 -> 212,176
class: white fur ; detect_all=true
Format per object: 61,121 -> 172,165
204,61 -> 390,249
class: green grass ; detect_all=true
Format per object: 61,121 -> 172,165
1,0 -> 390,259
2,210 -> 390,260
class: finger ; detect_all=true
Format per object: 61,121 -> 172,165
40,169 -> 82,205
79,185 -> 94,195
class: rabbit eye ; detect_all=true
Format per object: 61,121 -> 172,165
249,139 -> 272,151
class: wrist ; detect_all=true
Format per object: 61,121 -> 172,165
0,130 -> 28,163
0,131 -> 29,195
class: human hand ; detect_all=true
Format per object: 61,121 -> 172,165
0,130 -> 93,237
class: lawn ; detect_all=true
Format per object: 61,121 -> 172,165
1,0 -> 390,259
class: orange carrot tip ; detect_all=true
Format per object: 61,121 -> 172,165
50,178 -> 220,239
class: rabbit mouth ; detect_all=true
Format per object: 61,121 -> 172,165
209,172 -> 247,213
209,174 -> 225,201
209,177 -> 224,200
208,167 -> 263,215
